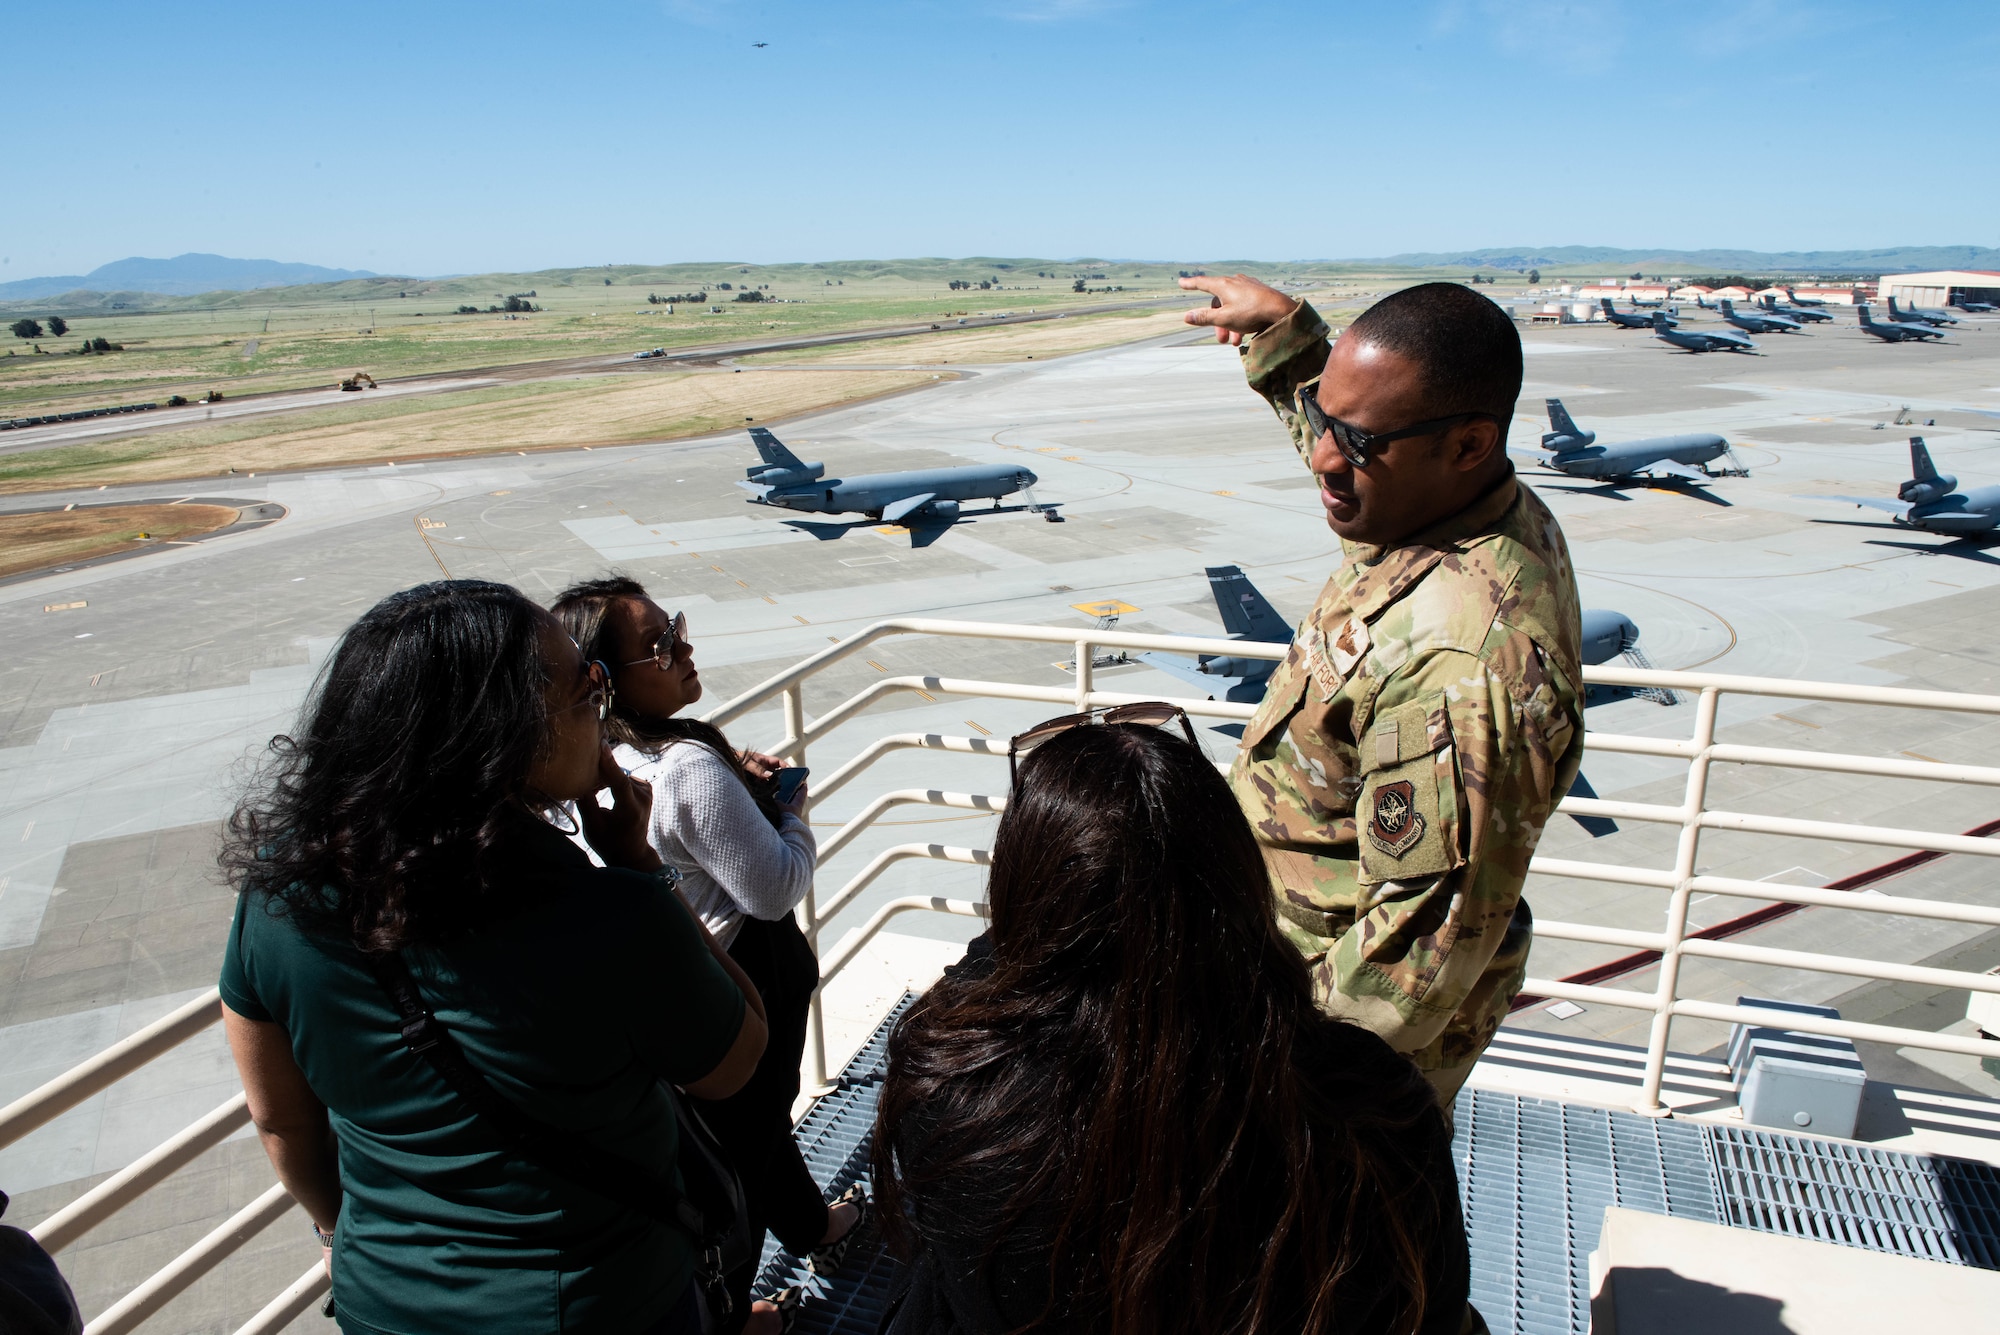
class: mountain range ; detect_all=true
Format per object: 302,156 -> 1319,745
0,253 -> 377,301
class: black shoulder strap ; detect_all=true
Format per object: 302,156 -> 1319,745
366,951 -> 708,1239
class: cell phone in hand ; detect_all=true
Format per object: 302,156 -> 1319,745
773,766 -> 809,805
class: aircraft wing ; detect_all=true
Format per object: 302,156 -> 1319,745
735,480 -> 773,498
1646,460 -> 1704,480
879,492 -> 939,525
1136,651 -> 1242,698
1804,495 -> 1910,515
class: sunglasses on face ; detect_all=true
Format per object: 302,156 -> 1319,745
619,611 -> 689,671
1295,383 -> 1495,468
1007,701 -> 1200,784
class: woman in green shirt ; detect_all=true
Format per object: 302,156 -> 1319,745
220,580 -> 767,1334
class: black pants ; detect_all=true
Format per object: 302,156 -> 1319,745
699,912 -> 827,1327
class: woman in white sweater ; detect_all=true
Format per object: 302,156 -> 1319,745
555,576 -> 864,1335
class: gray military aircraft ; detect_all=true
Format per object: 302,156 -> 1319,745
1857,305 -> 1945,342
1137,565 -> 1290,704
737,427 -> 1041,526
1527,400 -> 1738,482
1139,566 -> 1643,834
1956,297 -> 1997,313
1721,299 -> 1803,335
1651,310 -> 1758,353
1812,438 -> 2000,534
1756,295 -> 1832,324
1784,287 -> 1829,307
1887,296 -> 1959,327
1602,298 -> 1678,330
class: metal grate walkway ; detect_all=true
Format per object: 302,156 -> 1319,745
769,999 -> 2000,1335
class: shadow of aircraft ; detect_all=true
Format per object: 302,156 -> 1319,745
782,501 -> 1060,547
1533,476 -> 1733,507
1864,538 -> 2000,567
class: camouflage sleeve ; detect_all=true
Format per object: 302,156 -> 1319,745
1240,300 -> 1331,465
1313,644 -> 1574,1053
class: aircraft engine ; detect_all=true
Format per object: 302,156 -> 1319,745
925,499 -> 960,520
1196,655 -> 1257,677
747,461 -> 827,487
1899,475 -> 1957,506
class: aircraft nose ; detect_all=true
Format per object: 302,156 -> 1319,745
1022,470 -> 1038,486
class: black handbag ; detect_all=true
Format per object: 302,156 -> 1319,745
369,952 -> 756,1331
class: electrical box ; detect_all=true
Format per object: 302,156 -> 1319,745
1727,997 -> 1866,1140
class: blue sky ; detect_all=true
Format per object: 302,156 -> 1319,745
6,1 -> 1995,278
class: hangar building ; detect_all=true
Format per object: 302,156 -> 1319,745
1877,270 -> 2000,310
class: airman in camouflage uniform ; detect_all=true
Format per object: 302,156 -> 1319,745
1186,280 -> 1585,1109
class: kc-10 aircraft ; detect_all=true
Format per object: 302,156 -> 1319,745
1756,295 -> 1832,323
1525,400 -> 1738,482
1652,310 -> 1757,353
1858,306 -> 1944,343
1139,567 -> 1648,834
1601,299 -> 1678,330
1811,438 -> 2000,534
1721,299 -> 1803,335
737,427 -> 1040,526
1887,296 -> 1959,327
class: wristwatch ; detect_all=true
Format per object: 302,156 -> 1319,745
312,1220 -> 335,1248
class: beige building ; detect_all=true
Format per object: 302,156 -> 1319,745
1877,270 -> 2000,309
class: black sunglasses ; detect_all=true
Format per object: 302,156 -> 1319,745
1295,384 -> 1495,468
1007,702 -> 1200,784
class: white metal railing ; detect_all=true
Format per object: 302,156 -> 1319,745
9,617 -> 2000,1329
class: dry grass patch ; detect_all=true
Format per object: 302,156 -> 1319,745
741,309 -> 1190,367
0,368 -> 940,495
0,503 -> 239,578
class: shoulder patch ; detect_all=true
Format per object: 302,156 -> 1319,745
1368,780 -> 1425,858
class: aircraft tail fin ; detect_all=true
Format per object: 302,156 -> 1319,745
748,426 -> 807,470
1911,437 -> 1938,484
1206,566 -> 1291,643
1546,398 -> 1583,439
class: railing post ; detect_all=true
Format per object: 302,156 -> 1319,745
781,682 -> 832,1093
1074,639 -> 1093,712
1636,685 -> 1721,1116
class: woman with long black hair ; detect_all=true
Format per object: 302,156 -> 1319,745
219,579 -> 768,1335
555,575 -> 864,1335
874,710 -> 1470,1335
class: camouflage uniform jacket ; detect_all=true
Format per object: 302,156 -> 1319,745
1227,301 -> 1585,1088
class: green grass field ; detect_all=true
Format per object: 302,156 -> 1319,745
0,257 -> 1535,418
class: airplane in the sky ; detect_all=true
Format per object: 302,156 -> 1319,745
737,427 -> 1041,526
1652,311 -> 1757,353
1525,399 -> 1738,482
1720,299 -> 1803,335
1756,295 -> 1832,324
1601,299 -> 1677,330
1857,305 -> 1945,342
1810,438 -> 2000,534
1887,296 -> 1959,327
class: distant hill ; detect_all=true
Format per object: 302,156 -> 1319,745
1365,245 -> 2000,274
0,253 -> 378,301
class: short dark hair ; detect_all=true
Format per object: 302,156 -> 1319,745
222,579 -> 555,951
1346,282 -> 1523,429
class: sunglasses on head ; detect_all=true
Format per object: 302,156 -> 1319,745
1007,701 -> 1199,784
1295,383 -> 1496,468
